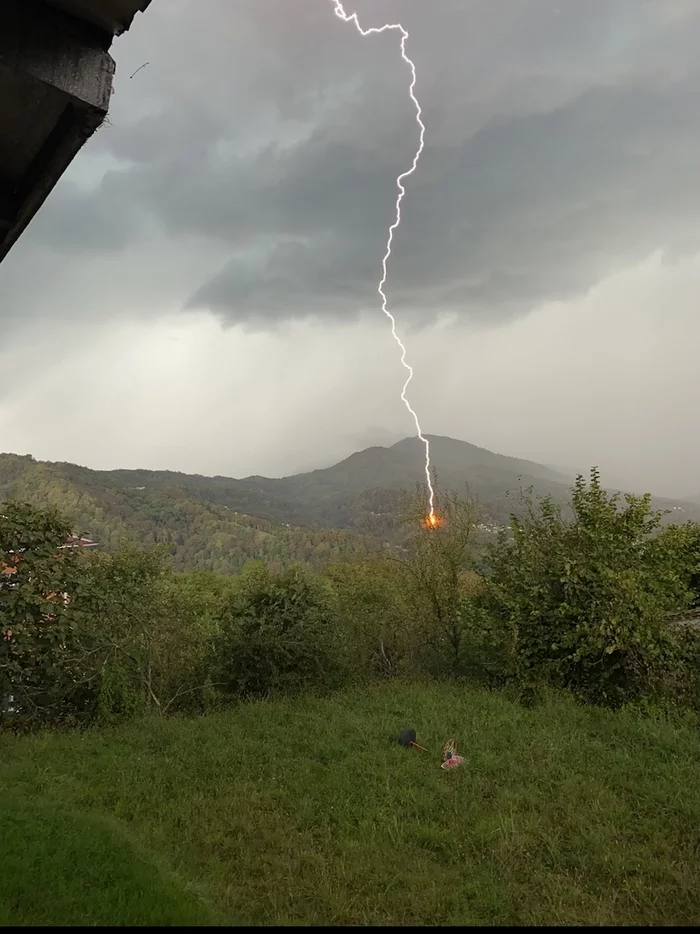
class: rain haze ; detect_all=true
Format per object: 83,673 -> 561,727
1,0 -> 699,497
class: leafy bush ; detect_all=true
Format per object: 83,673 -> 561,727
327,492 -> 513,686
0,502 -> 245,730
455,598 -> 516,686
98,661 -> 144,723
213,561 -> 346,698
0,502 -> 94,727
324,556 -> 418,679
481,469 -> 698,706
400,491 -> 482,678
682,523 -> 700,607
77,549 -> 227,719
5,480 -> 698,728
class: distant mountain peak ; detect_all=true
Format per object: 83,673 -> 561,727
2,440 -> 700,580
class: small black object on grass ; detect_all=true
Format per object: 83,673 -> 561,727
397,727 -> 428,752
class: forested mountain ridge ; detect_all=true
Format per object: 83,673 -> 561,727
0,453 -> 385,572
1,435 -> 698,573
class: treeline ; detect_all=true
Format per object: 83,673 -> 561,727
0,452 -> 580,567
2,468 -> 699,730
0,454 -> 387,573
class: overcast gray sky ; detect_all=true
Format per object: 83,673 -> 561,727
1,0 -> 699,496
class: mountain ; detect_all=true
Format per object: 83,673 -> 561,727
284,435 -> 571,494
1,436 -> 698,573
0,453 -> 385,573
544,463 -> 654,496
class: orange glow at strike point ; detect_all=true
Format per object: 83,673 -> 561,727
425,512 -> 441,530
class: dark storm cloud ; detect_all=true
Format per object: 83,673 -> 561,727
188,76 -> 700,325
8,0 -> 700,327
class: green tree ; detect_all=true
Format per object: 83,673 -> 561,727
0,502 -> 90,725
395,488 -> 485,677
482,469 -> 696,705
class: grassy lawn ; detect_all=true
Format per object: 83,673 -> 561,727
0,800 -> 216,926
1,682 -> 699,926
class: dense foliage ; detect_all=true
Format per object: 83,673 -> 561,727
213,562 -> 344,697
481,470 -> 700,706
0,503 -> 91,723
2,466 -> 699,729
3,448 -> 698,576
0,454 -> 387,574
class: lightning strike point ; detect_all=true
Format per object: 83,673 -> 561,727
330,0 -> 436,525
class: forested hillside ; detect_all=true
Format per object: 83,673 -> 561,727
0,453 -> 384,572
1,435 -> 698,573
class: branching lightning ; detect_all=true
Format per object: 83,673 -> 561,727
330,0 -> 437,526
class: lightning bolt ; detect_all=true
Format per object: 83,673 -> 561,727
330,0 -> 436,525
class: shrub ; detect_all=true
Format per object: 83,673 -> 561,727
77,549 -> 227,719
681,523 -> 700,607
213,561 -> 345,698
400,490 -> 482,678
455,598 -> 516,686
324,556 -> 418,680
0,502 -> 93,728
98,661 -> 144,723
325,492 -> 513,686
481,469 -> 697,706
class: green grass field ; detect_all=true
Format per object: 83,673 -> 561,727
1,683 -> 699,926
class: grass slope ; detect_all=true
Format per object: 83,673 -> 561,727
2,683 -> 699,926
0,800 -> 217,926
